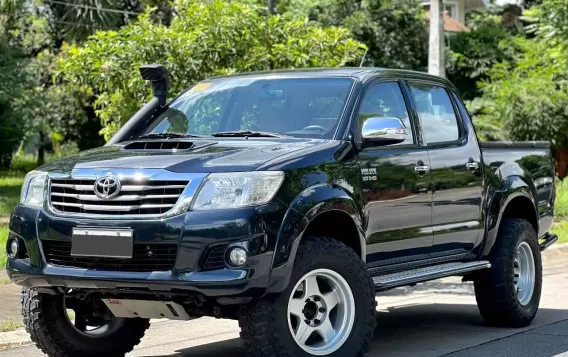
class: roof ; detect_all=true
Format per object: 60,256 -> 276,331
210,67 -> 452,86
209,67 -> 372,79
425,12 -> 470,32
421,0 -> 489,10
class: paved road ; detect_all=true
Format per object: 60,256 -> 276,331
1,256 -> 567,357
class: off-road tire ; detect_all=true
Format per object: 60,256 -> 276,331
474,218 -> 542,327
239,236 -> 376,357
22,288 -> 150,357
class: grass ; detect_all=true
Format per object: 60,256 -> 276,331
0,173 -> 24,218
0,224 -> 9,268
552,220 -> 568,245
0,171 -> 24,268
555,178 -> 568,221
0,320 -> 23,333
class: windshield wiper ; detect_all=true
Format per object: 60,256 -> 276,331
211,130 -> 289,138
138,132 -> 205,139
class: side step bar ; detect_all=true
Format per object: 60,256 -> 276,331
373,261 -> 491,291
540,233 -> 558,251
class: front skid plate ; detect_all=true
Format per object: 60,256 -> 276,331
102,298 -> 191,320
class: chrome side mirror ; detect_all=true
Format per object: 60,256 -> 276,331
361,116 -> 408,147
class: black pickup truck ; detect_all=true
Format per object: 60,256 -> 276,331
6,66 -> 557,357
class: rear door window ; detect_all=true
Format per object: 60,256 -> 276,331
408,84 -> 460,145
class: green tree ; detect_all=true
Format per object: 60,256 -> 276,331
0,37 -> 29,168
446,6 -> 524,101
446,26 -> 521,100
58,0 -> 366,140
280,0 -> 428,70
472,0 -> 568,148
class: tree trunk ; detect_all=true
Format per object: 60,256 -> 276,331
38,130 -> 45,166
268,0 -> 276,14
556,146 -> 568,179
428,0 -> 445,78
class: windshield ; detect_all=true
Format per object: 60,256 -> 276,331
141,77 -> 354,139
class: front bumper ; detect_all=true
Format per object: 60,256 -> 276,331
6,201 -> 288,300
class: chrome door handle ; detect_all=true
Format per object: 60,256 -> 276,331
414,165 -> 430,174
466,161 -> 479,170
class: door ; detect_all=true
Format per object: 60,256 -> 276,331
356,81 -> 434,266
407,82 -> 483,255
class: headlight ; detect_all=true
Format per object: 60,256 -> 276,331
20,171 -> 48,208
192,172 -> 285,210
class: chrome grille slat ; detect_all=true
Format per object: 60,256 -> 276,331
51,183 -> 187,191
51,193 -> 180,201
49,177 -> 190,217
51,202 -> 175,211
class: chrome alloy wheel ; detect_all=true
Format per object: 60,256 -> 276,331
514,241 -> 536,306
287,269 -> 356,356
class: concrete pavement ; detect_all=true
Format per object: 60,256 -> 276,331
0,246 -> 567,356
0,270 -> 21,324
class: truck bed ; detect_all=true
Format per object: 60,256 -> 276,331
480,140 -> 555,237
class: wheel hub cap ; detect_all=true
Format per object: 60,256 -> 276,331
303,299 -> 323,322
514,241 -> 536,306
287,269 -> 355,356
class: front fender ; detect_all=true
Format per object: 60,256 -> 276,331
266,184 -> 364,294
481,175 -> 538,257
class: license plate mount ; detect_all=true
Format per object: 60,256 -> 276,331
71,228 -> 133,259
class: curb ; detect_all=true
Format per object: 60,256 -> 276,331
0,329 -> 30,349
0,243 -> 566,348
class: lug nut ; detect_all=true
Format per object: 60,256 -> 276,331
319,307 -> 326,313
313,296 -> 320,302
304,319 -> 310,324
314,319 -> 321,325
305,298 -> 311,303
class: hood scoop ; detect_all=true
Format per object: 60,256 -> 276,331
122,140 -> 216,152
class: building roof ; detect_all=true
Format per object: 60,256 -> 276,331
425,12 -> 470,32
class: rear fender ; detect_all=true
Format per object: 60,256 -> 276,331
481,175 -> 538,257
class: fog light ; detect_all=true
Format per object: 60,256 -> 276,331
8,238 -> 19,258
227,247 -> 248,267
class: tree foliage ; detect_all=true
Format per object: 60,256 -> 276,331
0,37 -> 29,167
472,0 -> 568,148
59,0 -> 366,140
278,0 -> 428,70
446,20 -> 521,100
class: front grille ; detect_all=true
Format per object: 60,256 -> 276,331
203,245 -> 228,270
49,179 -> 189,216
42,240 -> 177,272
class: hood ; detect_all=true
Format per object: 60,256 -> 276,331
40,138 -> 327,174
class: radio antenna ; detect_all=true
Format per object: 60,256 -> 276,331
359,48 -> 368,67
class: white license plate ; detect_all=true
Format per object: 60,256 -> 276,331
71,228 -> 133,259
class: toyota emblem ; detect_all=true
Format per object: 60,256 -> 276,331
94,176 -> 121,200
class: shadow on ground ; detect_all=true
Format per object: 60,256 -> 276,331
140,304 -> 568,357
